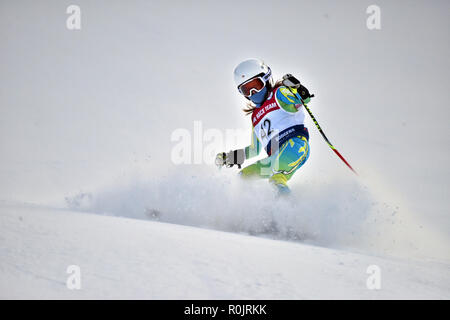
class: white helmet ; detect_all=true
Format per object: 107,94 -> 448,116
233,59 -> 273,103
234,59 -> 273,106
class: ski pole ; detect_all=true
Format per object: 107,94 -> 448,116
284,83 -> 357,175
302,99 -> 358,175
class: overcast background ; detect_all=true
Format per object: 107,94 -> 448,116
0,0 -> 449,260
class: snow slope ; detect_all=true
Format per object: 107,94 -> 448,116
1,203 -> 448,299
1,0 -> 449,300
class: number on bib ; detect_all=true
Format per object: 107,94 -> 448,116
260,119 -> 273,140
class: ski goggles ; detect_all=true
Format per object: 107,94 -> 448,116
238,69 -> 272,97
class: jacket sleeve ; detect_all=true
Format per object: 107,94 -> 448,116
244,127 -> 261,159
275,86 -> 304,113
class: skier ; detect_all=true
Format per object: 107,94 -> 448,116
215,58 -> 314,193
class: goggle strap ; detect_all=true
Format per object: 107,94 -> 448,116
262,67 -> 271,82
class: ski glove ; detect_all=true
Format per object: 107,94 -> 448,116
215,149 -> 245,169
281,74 -> 314,103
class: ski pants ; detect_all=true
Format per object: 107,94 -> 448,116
240,135 -> 310,187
